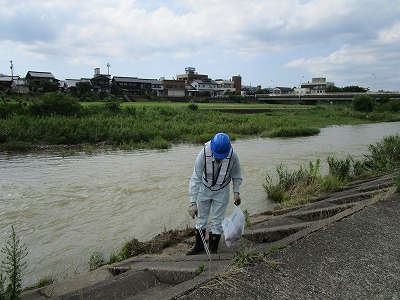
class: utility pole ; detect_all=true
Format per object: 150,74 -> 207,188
10,60 -> 14,79
372,73 -> 376,92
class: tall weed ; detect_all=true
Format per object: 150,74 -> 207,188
0,226 -> 28,300
264,135 -> 400,207
363,134 -> 400,172
327,155 -> 353,180
263,161 -> 323,204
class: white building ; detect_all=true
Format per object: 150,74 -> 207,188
300,77 -> 335,94
215,79 -> 236,96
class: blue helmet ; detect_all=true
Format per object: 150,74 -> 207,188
211,133 -> 231,159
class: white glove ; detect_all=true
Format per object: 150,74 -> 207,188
188,202 -> 197,219
234,192 -> 241,206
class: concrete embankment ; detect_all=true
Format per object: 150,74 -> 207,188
22,173 -> 399,300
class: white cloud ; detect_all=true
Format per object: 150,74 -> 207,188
378,22 -> 400,44
1,0 -> 400,90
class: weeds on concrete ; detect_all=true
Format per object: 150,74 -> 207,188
232,244 -> 286,267
88,228 -> 194,270
196,264 -> 205,276
201,263 -> 247,292
88,251 -> 107,271
268,244 -> 287,254
264,134 -> 400,207
118,228 -> 193,260
263,159 -> 334,205
243,209 -> 251,228
203,245 -> 286,292
24,275 -> 55,291
232,246 -> 268,267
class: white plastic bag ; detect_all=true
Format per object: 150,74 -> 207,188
222,205 -> 245,247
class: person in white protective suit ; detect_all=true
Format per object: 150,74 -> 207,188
187,132 -> 243,255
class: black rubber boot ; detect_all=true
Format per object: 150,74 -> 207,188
209,232 -> 221,254
186,229 -> 206,255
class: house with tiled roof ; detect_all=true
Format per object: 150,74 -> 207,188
25,71 -> 59,92
11,79 -> 29,93
0,76 -> 14,91
112,76 -> 162,96
188,78 -> 218,96
161,79 -> 185,97
91,68 -> 111,94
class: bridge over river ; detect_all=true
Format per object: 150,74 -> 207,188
255,92 -> 400,105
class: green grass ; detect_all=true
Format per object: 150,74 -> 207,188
82,101 -> 310,110
232,246 -> 268,267
1,97 -> 400,152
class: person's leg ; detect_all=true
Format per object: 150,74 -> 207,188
196,197 -> 212,230
186,197 -> 211,255
209,195 -> 229,254
210,196 -> 229,235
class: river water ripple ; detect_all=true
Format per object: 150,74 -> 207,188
0,122 -> 399,287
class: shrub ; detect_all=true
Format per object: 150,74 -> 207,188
187,103 -> 198,111
387,99 -> 400,113
0,102 -> 27,119
352,94 -> 374,112
103,95 -> 122,113
266,126 -> 320,137
28,93 -> 82,116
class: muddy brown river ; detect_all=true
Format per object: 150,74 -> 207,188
1,122 -> 399,287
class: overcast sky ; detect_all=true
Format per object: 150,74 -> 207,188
1,0 -> 399,91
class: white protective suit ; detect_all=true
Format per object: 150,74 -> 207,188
189,141 -> 243,234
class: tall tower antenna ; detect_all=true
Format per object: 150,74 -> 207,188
107,63 -> 111,75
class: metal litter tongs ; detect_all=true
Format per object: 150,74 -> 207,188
196,224 -> 212,261
195,199 -> 211,261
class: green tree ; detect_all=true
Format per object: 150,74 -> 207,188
0,226 -> 28,300
40,80 -> 59,93
342,85 -> 368,93
352,94 -> 375,112
326,85 -> 343,93
75,82 -> 93,100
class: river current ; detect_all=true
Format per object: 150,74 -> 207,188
1,122 -> 399,287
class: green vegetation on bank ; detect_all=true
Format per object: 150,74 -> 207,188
264,134 -> 400,207
1,93 -> 400,152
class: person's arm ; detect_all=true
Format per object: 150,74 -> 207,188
230,152 -> 243,194
189,150 -> 204,203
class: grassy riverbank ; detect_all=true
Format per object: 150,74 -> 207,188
264,134 -> 400,208
1,93 -> 400,152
